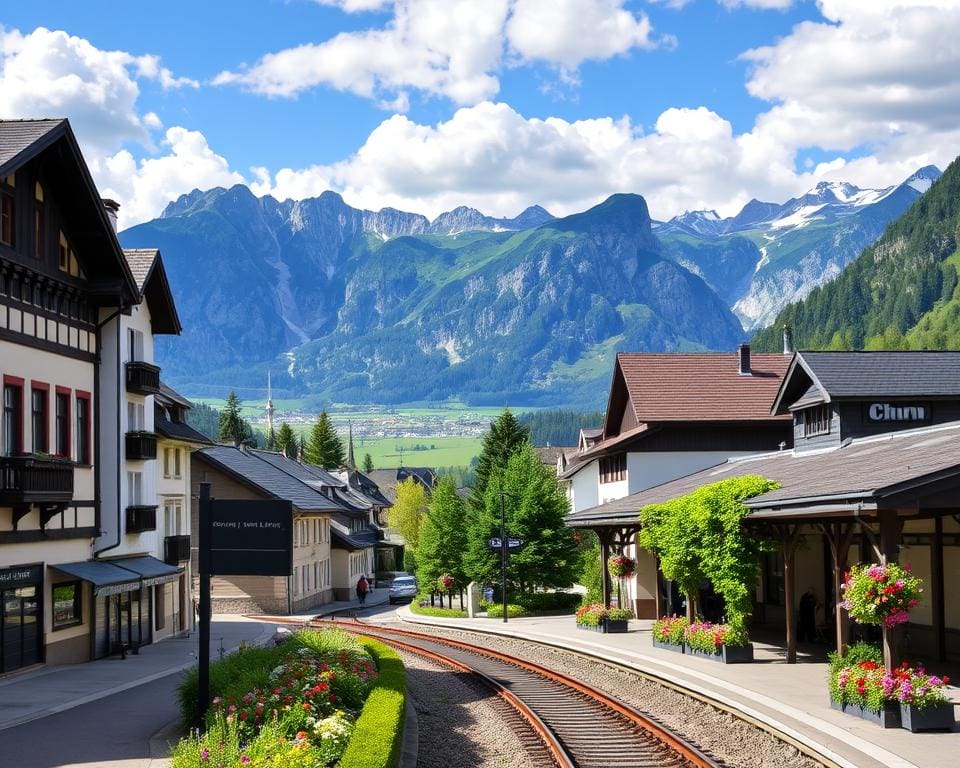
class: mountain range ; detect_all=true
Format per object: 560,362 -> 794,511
119,165 -> 940,408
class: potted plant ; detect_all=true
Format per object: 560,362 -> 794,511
607,554 -> 635,579
652,616 -> 688,653
828,643 -> 900,728
841,562 -> 922,629
575,603 -> 607,632
886,663 -> 955,732
684,622 -> 753,663
605,607 -> 633,633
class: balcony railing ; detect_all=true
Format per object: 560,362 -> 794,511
0,455 -> 74,506
164,534 -> 191,565
125,431 -> 158,461
125,361 -> 161,396
126,505 -> 157,533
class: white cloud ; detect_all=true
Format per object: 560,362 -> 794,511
215,1 -> 669,106
721,0 -> 793,9
308,0 -> 394,10
93,127 -> 244,230
0,25 -> 196,157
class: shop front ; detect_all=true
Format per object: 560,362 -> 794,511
0,563 -> 43,673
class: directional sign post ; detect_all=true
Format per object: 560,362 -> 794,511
487,537 -> 523,551
494,492 -> 516,623
197,483 -> 292,726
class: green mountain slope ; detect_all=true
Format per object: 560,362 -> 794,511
752,156 -> 960,351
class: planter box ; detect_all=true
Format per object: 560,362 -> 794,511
830,699 -> 901,729
652,637 -> 685,653
605,619 -> 629,633
900,702 -> 955,732
686,643 -> 754,664
576,623 -> 604,632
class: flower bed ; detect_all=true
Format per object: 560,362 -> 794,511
841,562 -> 922,628
651,616 -> 688,653
172,629 -> 390,767
684,622 -> 753,663
828,642 -> 954,731
575,604 -> 634,633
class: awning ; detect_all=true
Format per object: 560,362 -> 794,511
112,556 -> 182,587
52,561 -> 141,597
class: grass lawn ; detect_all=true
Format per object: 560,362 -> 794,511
340,435 -> 481,469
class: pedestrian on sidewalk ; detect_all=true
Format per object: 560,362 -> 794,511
356,575 -> 369,605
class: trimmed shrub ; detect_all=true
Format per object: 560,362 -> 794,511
340,638 -> 406,768
486,603 -> 528,618
513,591 -> 581,613
409,603 -> 467,618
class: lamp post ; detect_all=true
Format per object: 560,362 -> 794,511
496,491 -> 513,623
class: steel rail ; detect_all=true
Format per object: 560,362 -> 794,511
314,618 -> 719,768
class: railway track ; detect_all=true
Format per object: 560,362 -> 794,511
313,618 -> 719,768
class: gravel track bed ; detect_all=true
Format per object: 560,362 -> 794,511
413,625 -> 825,768
398,648 -> 541,768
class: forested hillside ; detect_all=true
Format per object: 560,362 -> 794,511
753,156 -> 960,351
519,409 -> 605,447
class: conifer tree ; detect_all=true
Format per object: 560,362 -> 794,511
304,410 -> 345,469
467,409 -> 529,516
275,423 -> 297,457
464,443 -> 576,594
218,392 -> 246,445
363,453 -> 374,473
266,425 -> 277,451
416,477 -> 467,588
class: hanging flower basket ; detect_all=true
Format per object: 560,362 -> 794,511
607,554 -> 635,579
841,563 -> 923,628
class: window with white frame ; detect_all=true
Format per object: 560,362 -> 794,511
163,499 -> 183,536
163,447 -> 181,478
127,471 -> 143,505
127,401 -> 145,431
127,328 -> 144,362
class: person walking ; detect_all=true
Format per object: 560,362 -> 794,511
356,575 -> 369,605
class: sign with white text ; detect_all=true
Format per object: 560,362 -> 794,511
488,537 -> 523,551
208,499 -> 293,576
866,402 -> 930,423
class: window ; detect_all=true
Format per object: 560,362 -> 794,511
127,471 -> 143,505
599,453 -> 626,484
0,186 -> 13,247
58,231 -> 69,272
75,392 -> 91,464
127,328 -> 144,362
55,389 -> 70,457
803,405 -> 831,438
31,383 -> 48,453
127,401 -> 145,431
763,552 -> 785,606
34,181 -> 44,260
3,379 -> 23,456
164,447 -> 181,478
164,500 -> 183,536
52,582 -> 82,629
155,585 -> 165,631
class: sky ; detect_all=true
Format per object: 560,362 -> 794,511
2,0 -> 959,230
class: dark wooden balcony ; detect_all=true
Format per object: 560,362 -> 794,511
125,431 -> 158,461
125,361 -> 161,396
126,505 -> 157,533
0,455 -> 74,506
164,534 -> 191,565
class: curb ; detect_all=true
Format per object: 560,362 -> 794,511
400,690 -> 419,768
398,610 -> 920,768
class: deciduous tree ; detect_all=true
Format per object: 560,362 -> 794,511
416,477 -> 467,588
387,477 -> 429,554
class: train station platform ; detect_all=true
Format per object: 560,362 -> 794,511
393,610 -> 959,768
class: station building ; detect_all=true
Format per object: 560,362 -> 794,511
567,350 -> 960,662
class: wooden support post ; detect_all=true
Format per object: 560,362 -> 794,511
932,516 -> 946,662
821,521 -> 854,657
879,509 -> 904,672
782,524 -> 802,664
599,531 -> 611,608
654,555 -> 663,619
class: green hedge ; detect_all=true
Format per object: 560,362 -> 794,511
486,603 -> 529,618
409,603 -> 467,618
514,591 -> 581,613
340,638 -> 407,768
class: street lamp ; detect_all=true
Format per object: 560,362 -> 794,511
495,491 -> 514,623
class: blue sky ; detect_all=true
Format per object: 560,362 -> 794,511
2,1 -> 958,228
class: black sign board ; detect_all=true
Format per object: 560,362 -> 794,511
0,563 -> 42,590
488,537 -> 523,551
208,499 -> 293,577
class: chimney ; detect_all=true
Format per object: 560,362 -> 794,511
738,344 -> 752,375
783,324 -> 794,355
102,198 -> 120,232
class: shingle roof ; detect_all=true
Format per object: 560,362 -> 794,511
801,351 -> 960,399
123,249 -> 158,294
566,421 -> 960,526
617,352 -> 792,422
155,408 -> 212,445
0,119 -> 63,170
535,446 -> 571,466
195,446 -> 346,512
157,382 -> 193,409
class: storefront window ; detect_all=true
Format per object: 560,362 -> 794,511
52,581 -> 81,629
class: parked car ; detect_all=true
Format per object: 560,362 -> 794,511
388,575 -> 418,604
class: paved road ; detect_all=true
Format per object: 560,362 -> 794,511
2,673 -> 181,768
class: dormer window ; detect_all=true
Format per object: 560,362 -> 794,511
803,405 -> 831,437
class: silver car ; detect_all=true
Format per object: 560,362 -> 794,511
388,575 -> 418,604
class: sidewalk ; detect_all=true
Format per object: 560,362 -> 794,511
395,610 -> 959,768
0,614 -> 277,733
254,586 -> 391,625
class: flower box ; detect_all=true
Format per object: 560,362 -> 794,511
687,643 -> 754,664
899,702 -> 955,732
605,619 -> 629,633
576,623 -> 604,632
830,698 -> 901,728
652,637 -> 685,653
